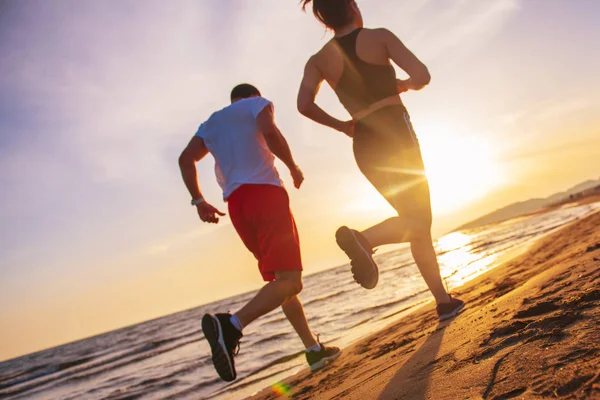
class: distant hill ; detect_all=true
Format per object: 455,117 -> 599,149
456,177 -> 600,231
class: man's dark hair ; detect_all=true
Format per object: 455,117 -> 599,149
230,83 -> 261,101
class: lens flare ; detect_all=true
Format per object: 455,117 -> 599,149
372,166 -> 427,199
271,382 -> 291,398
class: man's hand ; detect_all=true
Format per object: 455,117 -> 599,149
337,120 -> 355,138
196,202 -> 226,224
290,165 -> 304,189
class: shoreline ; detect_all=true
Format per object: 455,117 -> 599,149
249,210 -> 600,399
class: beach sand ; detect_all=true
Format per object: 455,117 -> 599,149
250,210 -> 600,400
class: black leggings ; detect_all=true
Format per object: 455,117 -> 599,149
353,105 -> 432,225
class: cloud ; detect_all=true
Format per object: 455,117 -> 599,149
142,220 -> 231,257
367,0 -> 520,63
499,97 -> 592,126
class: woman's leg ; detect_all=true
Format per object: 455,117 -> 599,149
355,147 -> 450,303
351,114 -> 451,304
361,218 -> 450,304
409,229 -> 451,304
361,216 -> 414,246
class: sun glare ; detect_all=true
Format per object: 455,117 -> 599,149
349,124 -> 504,215
419,124 -> 503,214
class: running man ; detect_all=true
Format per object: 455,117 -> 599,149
178,84 -> 341,381
297,0 -> 464,320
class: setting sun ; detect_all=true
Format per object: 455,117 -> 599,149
349,124 -> 504,216
419,123 -> 504,214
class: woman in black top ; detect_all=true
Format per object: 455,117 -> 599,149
298,0 -> 464,320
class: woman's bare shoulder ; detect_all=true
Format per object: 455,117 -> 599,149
311,40 -> 340,64
362,27 -> 396,40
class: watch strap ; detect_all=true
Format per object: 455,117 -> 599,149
191,197 -> 206,206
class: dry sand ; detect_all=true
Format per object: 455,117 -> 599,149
249,211 -> 600,400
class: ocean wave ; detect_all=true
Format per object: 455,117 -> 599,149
0,334 -> 202,398
256,315 -> 288,327
0,354 -> 96,393
160,375 -> 230,400
347,289 -> 430,319
344,316 -> 376,330
207,363 -> 300,399
379,261 -> 415,274
303,288 -> 354,307
379,299 -> 428,321
252,332 -> 290,346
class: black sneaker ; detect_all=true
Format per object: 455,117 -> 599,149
201,313 -> 243,381
336,226 -> 379,289
436,296 -> 465,321
306,344 -> 342,372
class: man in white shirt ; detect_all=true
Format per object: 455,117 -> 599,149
178,84 -> 341,382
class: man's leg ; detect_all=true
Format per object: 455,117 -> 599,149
203,271 -> 302,381
281,294 -> 319,349
275,274 -> 342,371
234,270 -> 303,328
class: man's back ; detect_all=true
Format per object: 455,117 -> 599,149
196,97 -> 283,199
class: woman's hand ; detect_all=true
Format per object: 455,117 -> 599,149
396,79 -> 411,93
337,120 -> 355,138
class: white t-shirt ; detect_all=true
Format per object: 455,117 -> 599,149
195,96 -> 284,200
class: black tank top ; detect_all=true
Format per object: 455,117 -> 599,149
334,28 -> 398,113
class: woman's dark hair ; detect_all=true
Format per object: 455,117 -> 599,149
230,83 -> 261,101
302,0 -> 355,30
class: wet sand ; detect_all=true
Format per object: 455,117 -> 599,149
249,210 -> 600,399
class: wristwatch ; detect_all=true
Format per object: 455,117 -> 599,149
191,197 -> 205,206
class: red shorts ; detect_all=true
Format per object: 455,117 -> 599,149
227,184 -> 302,281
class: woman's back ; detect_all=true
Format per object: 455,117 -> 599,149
312,28 -> 405,114
297,0 -> 430,134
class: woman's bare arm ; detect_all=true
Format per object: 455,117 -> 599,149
379,28 -> 431,91
297,56 -> 353,137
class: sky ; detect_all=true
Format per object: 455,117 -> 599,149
1,0 -> 600,361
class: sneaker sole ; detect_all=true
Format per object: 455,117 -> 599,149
309,350 -> 342,372
438,302 -> 465,321
201,314 -> 236,381
336,227 -> 378,289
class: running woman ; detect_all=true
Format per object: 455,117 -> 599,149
297,0 -> 464,320
179,84 -> 340,381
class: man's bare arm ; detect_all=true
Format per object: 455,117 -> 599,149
257,104 -> 304,189
179,136 -> 209,200
178,136 -> 225,223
